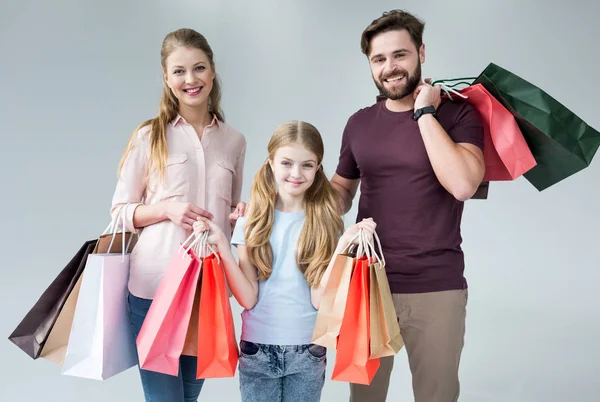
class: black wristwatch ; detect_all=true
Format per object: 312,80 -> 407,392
413,105 -> 438,121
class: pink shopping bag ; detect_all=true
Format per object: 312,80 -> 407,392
136,235 -> 203,376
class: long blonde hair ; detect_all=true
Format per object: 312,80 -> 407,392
244,121 -> 344,286
117,28 -> 225,181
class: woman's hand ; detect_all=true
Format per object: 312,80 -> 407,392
229,202 -> 247,227
164,202 -> 214,231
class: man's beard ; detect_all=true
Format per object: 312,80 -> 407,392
374,62 -> 422,101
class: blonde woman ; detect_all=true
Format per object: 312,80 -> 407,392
110,28 -> 246,401
194,121 -> 375,402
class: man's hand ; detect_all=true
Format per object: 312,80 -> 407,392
413,78 -> 442,111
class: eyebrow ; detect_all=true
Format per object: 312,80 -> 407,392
282,157 -> 317,164
370,48 -> 411,61
171,61 -> 206,69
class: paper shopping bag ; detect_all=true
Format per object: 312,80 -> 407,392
470,181 -> 490,199
40,228 -> 137,365
136,245 -> 202,376
8,240 -> 97,360
369,260 -> 403,358
61,251 -> 137,380
331,257 -> 380,385
473,62 -> 600,190
312,253 -> 358,349
196,252 -> 239,378
93,231 -> 137,254
457,83 -> 537,181
181,276 -> 201,357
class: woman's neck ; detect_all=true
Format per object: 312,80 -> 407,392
178,102 -> 212,128
275,192 -> 305,213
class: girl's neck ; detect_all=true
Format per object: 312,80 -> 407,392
275,192 -> 305,213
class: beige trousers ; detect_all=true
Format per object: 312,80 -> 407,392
350,289 -> 468,402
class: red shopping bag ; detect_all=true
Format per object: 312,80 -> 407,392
331,256 -> 380,385
196,252 -> 239,378
136,245 -> 202,376
458,83 -> 537,181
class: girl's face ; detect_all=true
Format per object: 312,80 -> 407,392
164,46 -> 214,111
270,143 -> 320,200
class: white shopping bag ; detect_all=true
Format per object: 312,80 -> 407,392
61,208 -> 137,380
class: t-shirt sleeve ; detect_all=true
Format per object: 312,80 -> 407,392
335,117 -> 361,180
447,102 -> 484,150
230,215 -> 246,246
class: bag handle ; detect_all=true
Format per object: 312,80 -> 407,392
341,230 -> 362,255
358,229 -> 386,268
196,232 -> 221,264
428,77 -> 476,100
179,231 -> 221,264
105,203 -> 134,257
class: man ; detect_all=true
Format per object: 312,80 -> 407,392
331,10 -> 485,402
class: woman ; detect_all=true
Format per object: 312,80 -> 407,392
110,28 -> 246,401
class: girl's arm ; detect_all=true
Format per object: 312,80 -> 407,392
216,240 -> 259,310
198,219 -> 259,310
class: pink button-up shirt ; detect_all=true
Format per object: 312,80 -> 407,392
110,115 -> 246,299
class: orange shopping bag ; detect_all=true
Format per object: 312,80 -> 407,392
196,251 -> 239,378
457,83 -> 537,181
136,233 -> 204,376
331,253 -> 380,385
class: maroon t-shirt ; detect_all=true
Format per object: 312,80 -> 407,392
336,98 -> 484,294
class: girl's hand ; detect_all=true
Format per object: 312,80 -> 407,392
341,218 -> 377,245
193,217 -> 226,247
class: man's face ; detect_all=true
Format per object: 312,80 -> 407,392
368,29 -> 424,101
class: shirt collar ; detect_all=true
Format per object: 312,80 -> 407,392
172,113 -> 220,128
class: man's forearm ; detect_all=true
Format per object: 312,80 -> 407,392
332,182 -> 353,214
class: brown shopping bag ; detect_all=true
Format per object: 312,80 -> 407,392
312,242 -> 357,349
366,232 -> 403,358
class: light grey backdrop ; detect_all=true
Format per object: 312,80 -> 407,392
1,0 -> 599,401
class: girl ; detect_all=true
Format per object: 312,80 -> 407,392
110,28 -> 246,402
193,120 -> 376,402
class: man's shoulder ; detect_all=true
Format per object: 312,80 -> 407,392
346,99 -> 383,127
438,98 -> 479,120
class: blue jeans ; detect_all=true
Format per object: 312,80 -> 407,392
128,293 -> 204,402
238,340 -> 327,402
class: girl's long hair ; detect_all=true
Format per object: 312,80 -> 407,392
244,121 -> 344,286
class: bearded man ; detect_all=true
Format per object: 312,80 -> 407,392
331,9 -> 486,402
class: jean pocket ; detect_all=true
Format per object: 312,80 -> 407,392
240,340 -> 261,356
306,344 -> 327,361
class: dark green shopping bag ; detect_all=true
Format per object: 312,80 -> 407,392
473,63 -> 600,191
